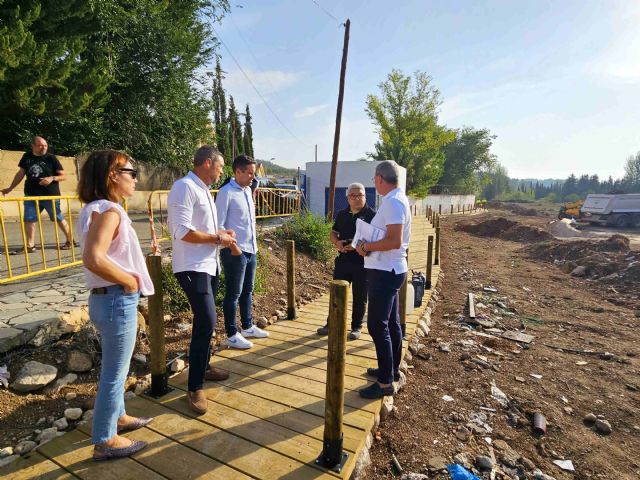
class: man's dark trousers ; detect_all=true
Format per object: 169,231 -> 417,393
174,271 -> 219,392
333,259 -> 368,331
366,268 -> 406,385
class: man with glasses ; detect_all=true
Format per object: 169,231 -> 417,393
1,136 -> 76,253
317,183 -> 375,340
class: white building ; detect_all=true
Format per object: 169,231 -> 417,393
304,160 -> 407,218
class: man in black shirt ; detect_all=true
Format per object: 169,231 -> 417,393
1,136 -> 74,253
317,183 -> 375,340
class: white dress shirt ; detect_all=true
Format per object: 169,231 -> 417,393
215,178 -> 257,254
364,187 -> 411,274
167,171 -> 220,275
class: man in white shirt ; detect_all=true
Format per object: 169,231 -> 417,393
355,160 -> 411,399
216,154 -> 269,349
167,146 -> 237,415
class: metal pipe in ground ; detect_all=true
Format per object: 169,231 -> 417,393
145,254 -> 171,397
316,280 -> 349,472
286,240 -> 297,319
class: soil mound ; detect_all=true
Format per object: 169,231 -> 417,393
456,217 -> 553,243
510,204 -> 538,216
526,235 -> 636,283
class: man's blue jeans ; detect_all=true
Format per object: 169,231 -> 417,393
89,285 -> 139,444
366,269 -> 406,385
220,248 -> 256,337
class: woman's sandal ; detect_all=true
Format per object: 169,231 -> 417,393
93,439 -> 147,461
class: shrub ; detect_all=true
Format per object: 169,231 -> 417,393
280,211 -> 334,264
161,261 -> 190,315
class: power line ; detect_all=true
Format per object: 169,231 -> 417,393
211,25 -> 309,148
310,0 -> 343,26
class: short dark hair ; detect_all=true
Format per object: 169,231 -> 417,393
232,154 -> 257,172
78,150 -> 132,203
194,145 -> 222,167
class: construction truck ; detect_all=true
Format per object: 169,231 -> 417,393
558,200 -> 584,220
580,193 -> 640,227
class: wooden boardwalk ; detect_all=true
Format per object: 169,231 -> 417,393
3,216 -> 439,480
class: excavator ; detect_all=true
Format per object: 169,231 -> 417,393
558,200 -> 583,219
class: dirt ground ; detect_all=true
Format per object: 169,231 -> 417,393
365,207 -> 639,479
0,227 -> 333,448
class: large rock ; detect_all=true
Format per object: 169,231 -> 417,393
14,441 -> 37,455
67,351 -> 93,372
43,373 -> 78,395
64,408 -> 83,421
11,361 -> 57,392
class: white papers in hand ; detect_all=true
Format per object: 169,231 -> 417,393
351,218 -> 385,249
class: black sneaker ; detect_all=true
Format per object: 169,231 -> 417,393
359,382 -> 394,399
316,324 -> 329,336
347,329 -> 361,340
366,367 -> 400,382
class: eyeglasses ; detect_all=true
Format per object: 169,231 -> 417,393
348,194 -> 365,198
117,168 -> 138,180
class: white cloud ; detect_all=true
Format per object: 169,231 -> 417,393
226,68 -> 300,96
294,104 -> 329,118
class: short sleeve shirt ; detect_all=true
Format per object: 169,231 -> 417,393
18,152 -> 63,196
332,205 -> 376,265
364,188 -> 411,273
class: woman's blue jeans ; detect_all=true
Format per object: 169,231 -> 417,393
89,285 -> 139,444
220,248 -> 256,337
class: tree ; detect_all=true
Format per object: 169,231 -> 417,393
562,174 -> 577,197
0,1 -> 231,170
243,103 -> 254,158
227,95 -> 243,159
212,58 -> 230,158
0,0 -> 112,148
482,164 -> 510,200
366,69 -> 454,196
624,151 -> 640,192
438,126 -> 497,194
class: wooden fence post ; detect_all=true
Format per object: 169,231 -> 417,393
287,240 -> 296,319
426,235 -> 433,289
146,254 -> 171,397
316,280 -> 349,472
451,204 -> 454,215
434,224 -> 441,266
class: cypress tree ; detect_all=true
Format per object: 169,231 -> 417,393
243,103 -> 254,157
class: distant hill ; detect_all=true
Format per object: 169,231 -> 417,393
259,159 -> 297,176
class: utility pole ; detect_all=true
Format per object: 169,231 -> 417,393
315,144 -> 318,162
327,19 -> 350,221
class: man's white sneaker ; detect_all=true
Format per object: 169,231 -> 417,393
241,325 -> 269,338
224,333 -> 253,349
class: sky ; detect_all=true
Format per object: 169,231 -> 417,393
210,0 -> 640,180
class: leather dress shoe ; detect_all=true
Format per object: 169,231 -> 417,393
187,390 -> 208,414
205,366 -> 229,381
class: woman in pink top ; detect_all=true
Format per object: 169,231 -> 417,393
77,150 -> 154,461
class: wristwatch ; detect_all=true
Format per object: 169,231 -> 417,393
52,176 -> 57,182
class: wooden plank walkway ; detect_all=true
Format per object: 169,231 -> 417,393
3,215 -> 439,480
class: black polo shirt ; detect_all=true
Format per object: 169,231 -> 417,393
332,204 -> 376,265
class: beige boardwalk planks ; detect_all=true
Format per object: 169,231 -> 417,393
0,451 -> 74,479
169,370 -> 375,432
37,429 -> 166,480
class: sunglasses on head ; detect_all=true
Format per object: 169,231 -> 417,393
117,168 -> 138,179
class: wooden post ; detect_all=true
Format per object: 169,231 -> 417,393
327,19 -> 351,221
451,204 -> 454,215
316,280 -> 349,472
463,204 -> 465,214
426,235 -> 433,289
434,224 -> 441,266
287,240 -> 296,319
145,254 -> 170,397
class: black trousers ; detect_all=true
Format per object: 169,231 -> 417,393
330,259 -> 368,330
174,271 -> 219,392
366,268 -> 406,385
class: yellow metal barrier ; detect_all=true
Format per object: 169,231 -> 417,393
147,187 -> 302,251
0,196 -> 128,284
